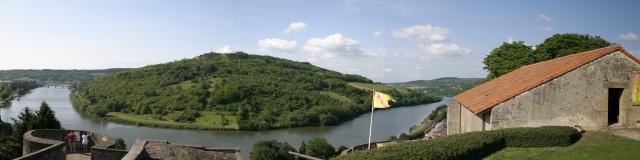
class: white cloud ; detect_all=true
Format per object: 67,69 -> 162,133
537,26 -> 553,32
392,25 -> 471,57
384,67 -> 392,72
282,22 -> 307,34
507,36 -> 515,43
372,31 -> 382,37
537,14 -> 552,22
421,43 -> 471,56
619,32 -> 639,41
258,38 -> 297,51
214,45 -> 233,53
392,25 -> 449,42
303,33 -> 363,59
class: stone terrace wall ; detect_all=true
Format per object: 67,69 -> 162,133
15,142 -> 65,160
19,129 -> 125,160
91,147 -> 129,160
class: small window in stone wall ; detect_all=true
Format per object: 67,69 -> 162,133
632,70 -> 640,106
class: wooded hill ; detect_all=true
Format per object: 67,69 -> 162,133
71,52 -> 439,130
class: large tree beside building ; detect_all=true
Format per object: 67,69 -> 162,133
483,33 -> 611,79
533,34 -> 611,62
483,41 -> 534,80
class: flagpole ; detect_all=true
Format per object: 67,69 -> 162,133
368,90 -> 374,150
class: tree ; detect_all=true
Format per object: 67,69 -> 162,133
34,101 -> 61,129
483,41 -> 534,79
114,138 -> 126,150
303,138 -> 336,159
299,141 -> 306,155
250,140 -> 296,160
534,33 -> 611,62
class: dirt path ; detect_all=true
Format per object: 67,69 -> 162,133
610,129 -> 640,140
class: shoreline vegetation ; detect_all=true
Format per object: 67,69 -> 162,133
69,52 -> 441,130
0,80 -> 42,107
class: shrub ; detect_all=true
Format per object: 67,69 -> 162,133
334,126 -> 580,160
250,140 -> 296,160
498,126 -> 581,147
303,138 -> 336,159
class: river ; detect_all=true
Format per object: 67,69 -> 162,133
0,87 -> 451,158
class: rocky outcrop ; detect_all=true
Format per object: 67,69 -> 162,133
423,119 -> 447,140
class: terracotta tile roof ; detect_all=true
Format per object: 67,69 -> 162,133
454,45 -> 639,115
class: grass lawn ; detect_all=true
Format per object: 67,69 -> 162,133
485,131 -> 640,160
106,111 -> 239,130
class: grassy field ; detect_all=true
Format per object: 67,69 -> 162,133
485,131 -> 640,160
106,111 -> 239,130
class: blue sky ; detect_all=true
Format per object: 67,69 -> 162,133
1,0 -> 639,82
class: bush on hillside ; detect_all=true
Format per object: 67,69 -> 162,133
335,126 -> 581,160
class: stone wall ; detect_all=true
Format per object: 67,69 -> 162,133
122,139 -> 242,160
15,142 -> 66,160
446,102 -> 461,134
20,129 -> 122,160
490,51 -> 640,130
91,147 -> 129,160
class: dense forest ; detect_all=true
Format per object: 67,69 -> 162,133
389,77 -> 485,97
0,68 -> 130,83
0,81 -> 41,107
71,52 -> 438,130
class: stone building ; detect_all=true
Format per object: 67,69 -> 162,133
448,45 -> 640,134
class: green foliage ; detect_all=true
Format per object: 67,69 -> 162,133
33,102 -> 61,129
250,140 -> 296,160
173,110 -> 201,123
483,41 -> 534,80
483,33 -> 611,79
497,126 -> 582,148
73,52 -> 436,130
114,138 -> 126,150
303,138 -> 337,159
425,105 -> 447,123
0,80 -> 41,107
534,33 -> 611,62
391,77 -> 485,97
0,102 -> 63,159
337,126 -> 581,160
0,134 -> 21,160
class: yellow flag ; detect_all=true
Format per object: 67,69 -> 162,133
373,91 -> 395,109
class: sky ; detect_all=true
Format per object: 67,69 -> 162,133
1,0 -> 640,83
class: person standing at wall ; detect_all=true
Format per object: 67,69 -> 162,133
66,131 -> 76,153
81,132 -> 90,153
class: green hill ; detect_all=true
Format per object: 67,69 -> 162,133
71,52 -> 438,130
389,77 -> 484,97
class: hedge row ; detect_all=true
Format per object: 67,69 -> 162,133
334,126 -> 581,160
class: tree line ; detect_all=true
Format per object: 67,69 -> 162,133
0,80 -> 41,107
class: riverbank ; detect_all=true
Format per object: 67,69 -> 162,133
105,112 -> 239,130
